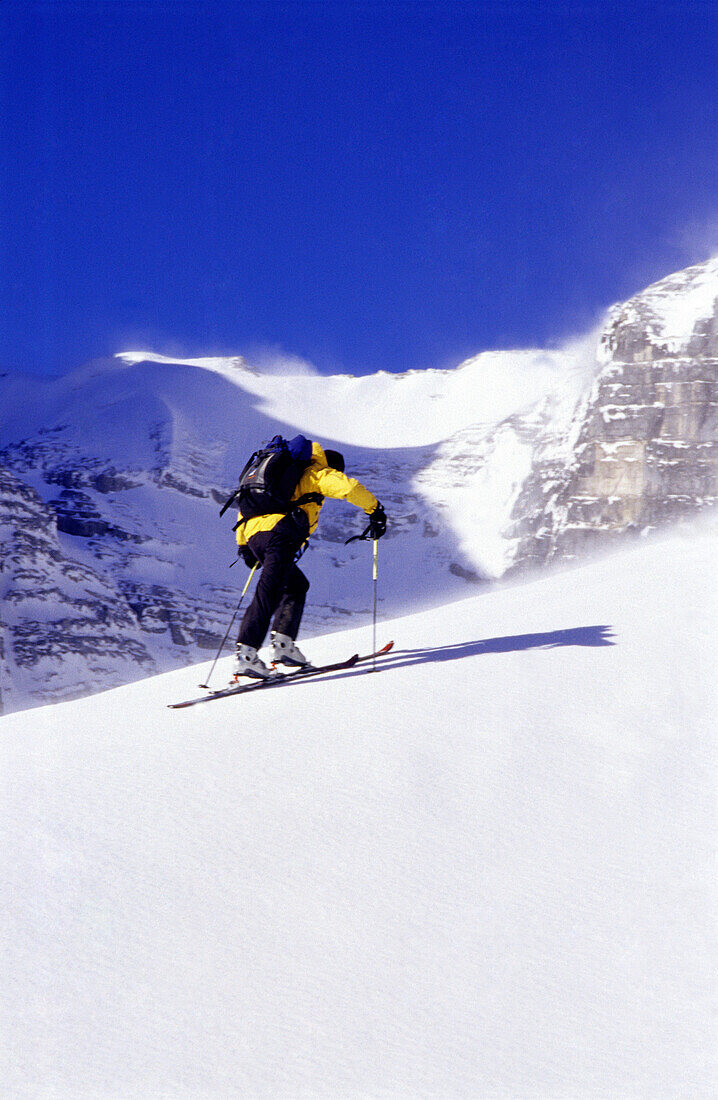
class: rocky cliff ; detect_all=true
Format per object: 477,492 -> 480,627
510,258 -> 718,570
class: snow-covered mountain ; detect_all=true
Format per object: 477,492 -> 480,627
1,522 -> 715,1097
0,258 -> 716,712
0,344 -> 586,712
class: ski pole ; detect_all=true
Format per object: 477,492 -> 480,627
370,538 -> 378,673
200,563 -> 258,688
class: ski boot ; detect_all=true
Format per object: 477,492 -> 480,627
232,644 -> 277,681
271,632 -> 309,668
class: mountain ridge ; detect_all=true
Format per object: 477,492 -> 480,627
1,258 -> 715,712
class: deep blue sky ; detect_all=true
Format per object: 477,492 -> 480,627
2,0 -> 717,376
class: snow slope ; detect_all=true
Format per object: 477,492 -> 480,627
1,525 -> 715,1098
116,346 -> 585,449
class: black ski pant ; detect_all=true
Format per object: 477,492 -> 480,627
236,514 -> 309,651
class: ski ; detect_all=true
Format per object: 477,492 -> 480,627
168,641 -> 394,709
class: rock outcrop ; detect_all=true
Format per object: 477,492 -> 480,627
0,463 -> 157,713
511,258 -> 718,569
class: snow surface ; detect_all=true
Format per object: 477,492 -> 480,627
2,525 -> 715,1098
640,256 -> 718,353
117,345 -> 589,450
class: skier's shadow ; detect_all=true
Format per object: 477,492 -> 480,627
312,624 -> 616,684
391,624 -> 615,665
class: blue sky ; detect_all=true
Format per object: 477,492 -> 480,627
2,0 -> 717,376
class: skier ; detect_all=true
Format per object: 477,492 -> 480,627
232,441 -> 387,680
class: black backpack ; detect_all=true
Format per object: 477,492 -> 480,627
219,434 -> 322,528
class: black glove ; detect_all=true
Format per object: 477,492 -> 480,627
367,503 -> 387,540
238,543 -> 258,568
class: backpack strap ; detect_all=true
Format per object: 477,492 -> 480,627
231,492 -> 323,532
293,492 -> 324,509
219,489 -> 239,519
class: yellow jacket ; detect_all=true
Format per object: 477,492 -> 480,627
236,441 -> 378,546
